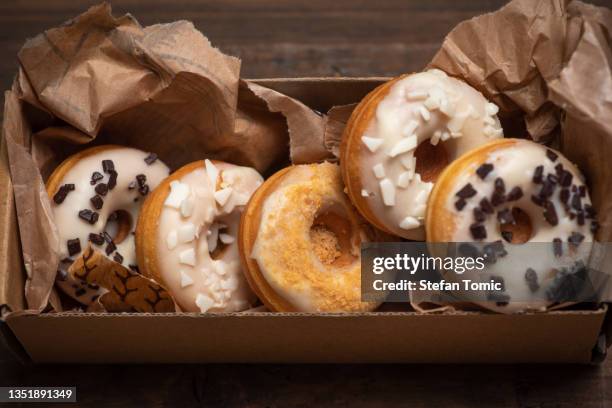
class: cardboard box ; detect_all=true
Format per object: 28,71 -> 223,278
1,78 -> 610,364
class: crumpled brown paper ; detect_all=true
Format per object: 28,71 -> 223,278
2,3 -> 328,312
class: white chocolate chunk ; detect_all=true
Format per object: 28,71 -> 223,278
373,163 -> 386,179
362,136 -> 383,152
407,90 -> 427,99
180,197 -> 194,218
484,115 -> 496,126
195,293 -> 214,313
166,230 -> 178,250
379,178 -> 396,206
441,131 -> 451,142
361,189 -> 369,197
164,181 -> 190,209
397,171 -> 414,188
439,97 -> 455,116
402,120 -> 419,137
214,260 -> 227,276
179,248 -> 196,266
180,271 -> 194,288
414,203 -> 427,218
221,277 -> 238,292
401,155 -> 416,170
428,68 -> 448,78
447,114 -> 466,133
214,187 -> 233,206
431,130 -> 442,146
399,216 -> 420,230
419,106 -> 431,121
219,233 -> 235,244
207,224 -> 219,253
178,223 -> 197,243
414,189 -> 428,205
451,131 -> 463,138
233,192 -> 250,206
204,159 -> 219,189
486,102 -> 500,116
388,135 -> 417,157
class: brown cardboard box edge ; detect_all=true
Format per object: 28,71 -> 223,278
0,78 -> 610,364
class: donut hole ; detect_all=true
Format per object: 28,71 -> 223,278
310,208 -> 357,267
414,140 -> 449,182
105,210 -> 132,244
499,208 -> 533,244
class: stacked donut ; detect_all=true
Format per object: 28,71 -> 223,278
47,69 -> 598,314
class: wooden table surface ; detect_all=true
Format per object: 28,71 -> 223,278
1,0 -> 611,406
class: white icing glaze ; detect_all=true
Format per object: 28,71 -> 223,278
359,69 -> 503,239
51,146 -> 170,304
446,140 -> 595,313
156,161 -> 262,313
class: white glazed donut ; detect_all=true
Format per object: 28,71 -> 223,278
427,139 -> 598,313
136,159 -> 263,313
46,145 -> 170,305
341,69 -> 504,240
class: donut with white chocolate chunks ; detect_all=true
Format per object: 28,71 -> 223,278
340,69 -> 503,240
426,138 -> 598,313
136,160 -> 262,313
46,145 -> 170,304
239,162 -> 384,312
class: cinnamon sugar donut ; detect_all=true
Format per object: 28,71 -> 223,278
341,69 -> 503,240
136,160 -> 263,313
239,162 -> 382,312
46,145 -> 170,304
426,138 -> 598,313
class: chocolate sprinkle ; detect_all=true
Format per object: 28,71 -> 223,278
506,186 -> 523,202
571,193 -> 582,211
476,163 -> 494,180
560,188 -> 570,205
540,175 -> 556,198
102,160 -> 115,173
89,233 -> 104,246
95,183 -> 108,196
144,153 -> 158,165
479,198 -> 494,214
470,223 -> 487,241
90,171 -> 104,185
532,166 -> 544,184
525,268 -> 539,292
113,252 -> 124,264
90,195 -> 104,210
577,212 -> 585,226
456,183 -> 477,199
53,184 -> 75,204
559,170 -> 573,187
105,241 -> 117,256
490,178 -> 506,206
543,201 -> 558,226
497,208 -> 515,225
78,209 -> 99,224
568,232 -> 585,247
107,170 -> 118,190
67,238 -> 81,256
454,199 -> 467,211
546,149 -> 558,162
473,207 -> 486,222
553,238 -> 563,257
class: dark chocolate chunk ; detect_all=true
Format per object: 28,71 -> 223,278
490,275 -> 505,291
78,209 -> 99,224
501,231 -> 513,242
473,207 -> 486,223
584,204 -> 596,219
506,186 -> 523,201
559,170 -> 573,187
107,170 -> 118,190
497,208 -> 515,225
571,185 -> 577,193
105,241 -> 117,256
540,176 -> 556,198
578,185 -> 586,197
136,174 -> 147,187
546,149 -> 558,162
139,185 -> 149,196
543,201 -> 558,226
531,194 -> 544,207
553,238 -> 563,257
90,171 -> 104,185
113,252 -> 124,264
102,159 -> 115,173
560,188 -> 570,205
75,288 -> 86,297
568,232 -> 585,247
525,268 -> 539,292
102,231 -> 113,243
483,241 -> 507,263
470,223 -> 487,241
555,163 -> 564,176
67,238 -> 81,256
532,165 -> 544,184
128,264 -> 140,273
95,183 -> 108,196
90,194 -> 104,210
454,199 -> 467,211
456,183 -> 477,199
476,163 -> 494,180
571,193 -> 582,211
88,233 -> 104,246
53,184 -> 75,204
480,197 -> 494,214
490,178 -> 506,206
144,153 -> 158,165
577,212 -> 585,226
494,177 -> 505,194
